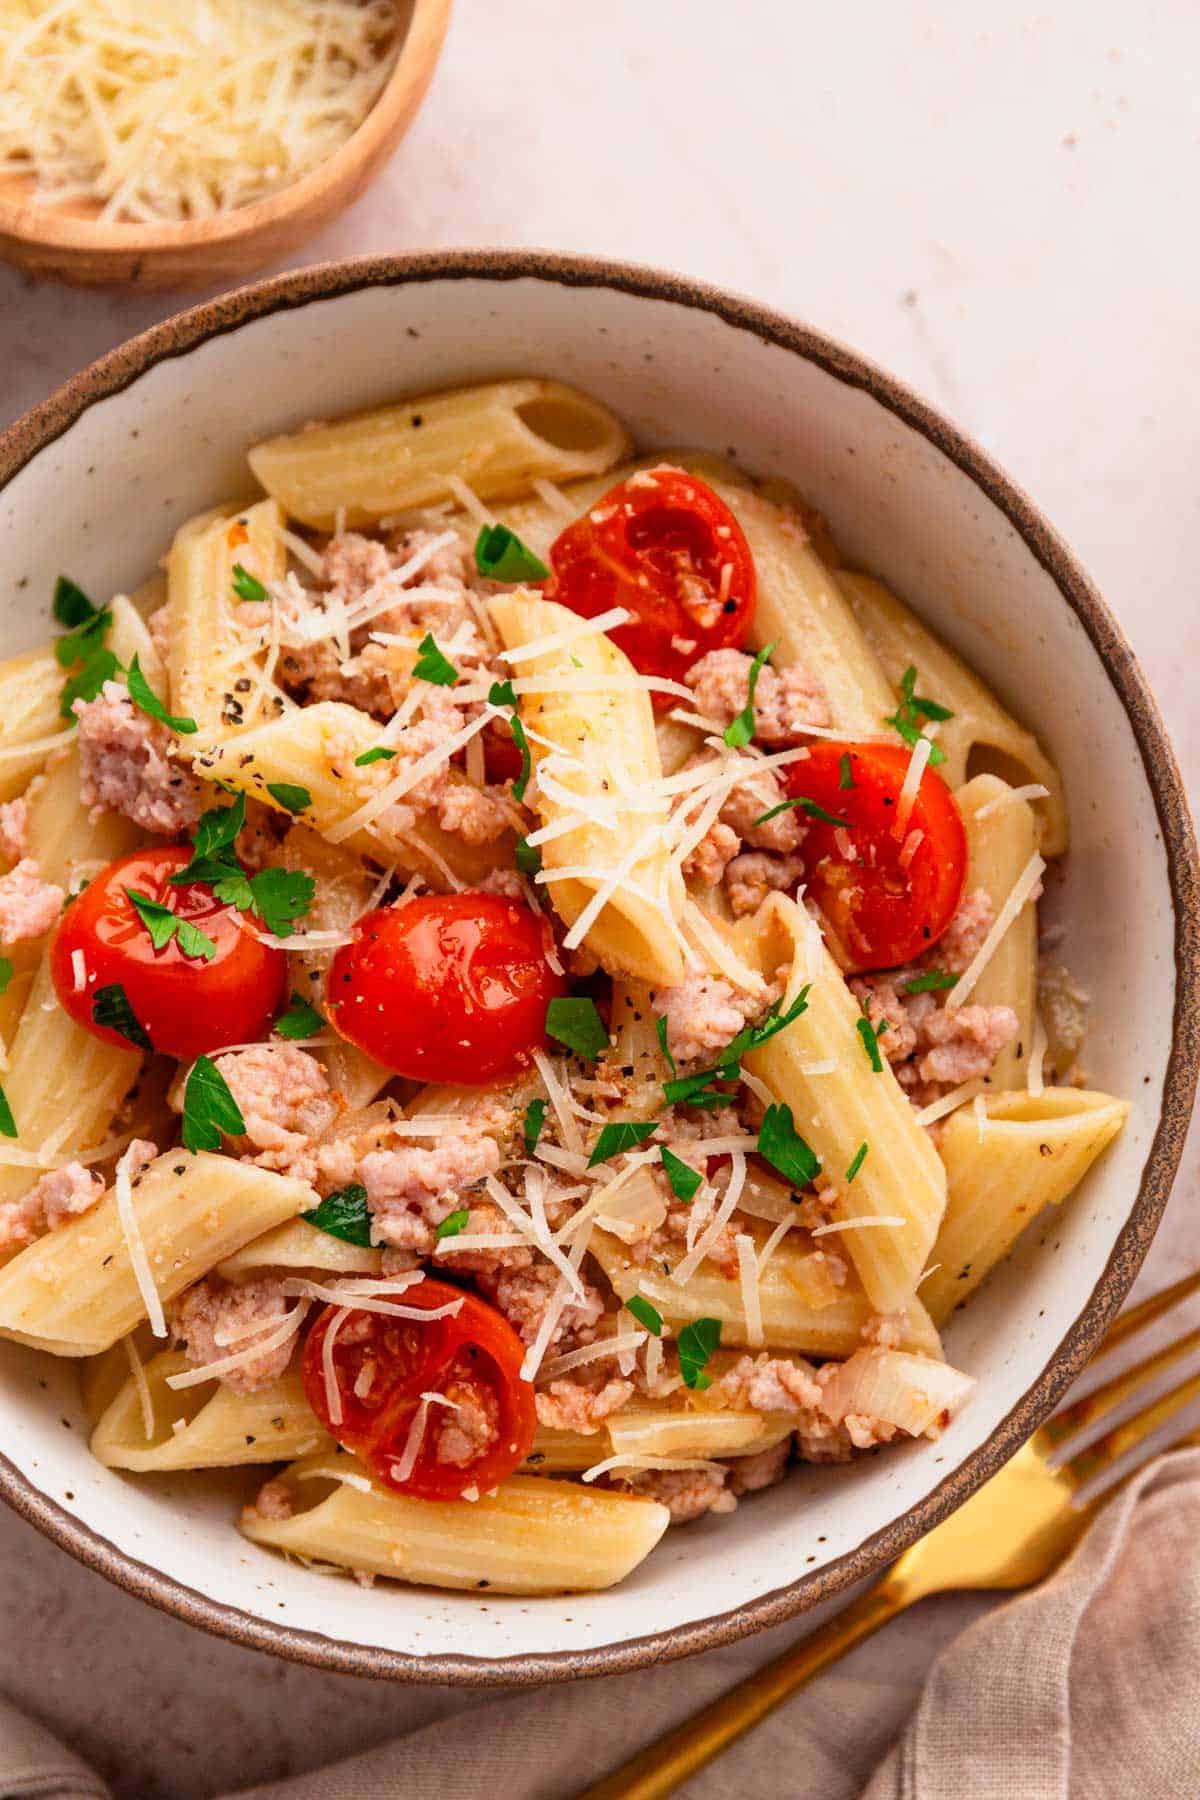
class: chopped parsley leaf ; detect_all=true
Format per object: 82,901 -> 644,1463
231,563 -> 267,603
92,983 -> 153,1050
53,576 -> 98,628
723,641 -> 775,748
625,1295 -> 663,1336
546,995 -> 608,1060
0,958 -> 11,996
515,836 -> 542,876
127,654 -> 197,736
904,970 -> 958,993
523,1097 -> 547,1155
677,1316 -> 721,1389
435,1207 -> 470,1240
412,633 -> 459,686
274,994 -> 325,1039
54,607 -> 112,669
303,1183 -> 372,1248
752,795 -> 848,829
587,1120 -> 657,1168
182,1054 -> 246,1152
488,679 -> 532,802
660,1146 -> 702,1203
845,1142 -> 869,1183
474,523 -> 550,584
655,1015 -> 676,1076
663,986 -> 811,1106
838,751 -> 856,790
354,745 -> 396,766
884,665 -> 950,766
758,1103 -> 822,1186
60,647 -> 119,718
265,782 -> 312,814
125,888 -> 216,962
856,1014 -> 886,1072
0,1079 -> 15,1139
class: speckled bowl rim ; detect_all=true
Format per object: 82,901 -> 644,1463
0,250 -> 1195,1687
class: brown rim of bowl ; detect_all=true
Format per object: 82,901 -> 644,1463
0,251 -> 1196,1687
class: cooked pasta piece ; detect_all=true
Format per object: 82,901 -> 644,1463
0,646 -> 70,803
733,893 -> 948,1313
0,1153 -> 312,1355
489,592 -> 686,985
837,571 -> 1067,854
91,1351 -> 331,1471
239,1452 -> 670,1593
217,1218 -> 383,1281
248,381 -> 631,530
922,1089 -> 1129,1324
955,774 -> 1040,1088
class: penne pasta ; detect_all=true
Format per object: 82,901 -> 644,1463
0,1154 -> 312,1355
489,592 -> 686,985
955,774 -> 1040,1088
91,1350 -> 331,1471
239,1453 -> 670,1593
0,646 -> 69,802
837,570 -> 1067,854
248,381 -> 632,531
216,1218 -> 383,1281
922,1089 -> 1128,1325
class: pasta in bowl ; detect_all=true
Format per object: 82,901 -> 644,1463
0,374 -> 1129,1598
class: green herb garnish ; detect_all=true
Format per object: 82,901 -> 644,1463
660,1146 -> 702,1203
523,1097 -> 547,1155
0,958 -> 11,995
53,576 -> 98,628
127,654 -> 197,736
231,563 -> 267,603
655,1015 -> 676,1076
181,1054 -> 246,1152
54,607 -> 112,669
274,994 -> 325,1039
662,987 -> 811,1107
838,751 -> 856,790
625,1295 -> 663,1336
304,1183 -> 372,1248
487,678 -> 532,802
758,1103 -> 822,1186
751,796 -> 848,829
60,647 -> 120,718
846,1142 -> 869,1184
515,836 -> 542,876
92,983 -> 153,1051
412,633 -> 459,687
904,970 -> 958,994
723,641 -> 775,748
587,1120 -> 658,1167
883,666 -> 950,766
435,1207 -> 471,1240
0,1079 -> 16,1139
856,1014 -> 886,1073
125,889 -> 217,962
474,523 -> 550,584
677,1317 -> 721,1389
546,995 -> 608,1060
354,746 -> 396,766
265,782 -> 312,814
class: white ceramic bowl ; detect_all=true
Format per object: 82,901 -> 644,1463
0,253 -> 1195,1684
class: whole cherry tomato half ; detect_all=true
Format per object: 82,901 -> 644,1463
50,845 -> 287,1059
302,1281 -> 537,1500
790,743 -> 967,972
547,468 -> 755,702
326,892 -> 565,1085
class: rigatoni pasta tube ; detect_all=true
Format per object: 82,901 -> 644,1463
0,1154 -> 312,1355
734,893 -> 947,1313
956,774 -> 1040,1089
921,1089 -> 1128,1325
192,700 -> 510,890
837,570 -> 1067,855
489,593 -> 686,986
166,498 -> 289,742
590,1228 -> 943,1360
248,380 -> 631,531
239,1454 -> 670,1594
91,1352 -> 331,1472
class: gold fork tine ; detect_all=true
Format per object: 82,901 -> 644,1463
1091,1267 -> 1200,1356
1040,1320 -> 1200,1453
1063,1366 -> 1200,1494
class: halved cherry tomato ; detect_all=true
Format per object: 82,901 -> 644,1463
789,743 -> 967,972
482,724 -> 525,787
50,845 -> 287,1059
326,892 -> 565,1085
547,469 -> 755,702
302,1282 -> 537,1500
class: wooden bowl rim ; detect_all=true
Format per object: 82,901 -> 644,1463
0,250 -> 1195,1686
0,0 -> 451,253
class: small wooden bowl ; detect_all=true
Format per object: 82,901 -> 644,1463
0,0 -> 452,290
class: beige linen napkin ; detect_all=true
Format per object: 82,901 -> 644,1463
2,1449 -> 1198,1800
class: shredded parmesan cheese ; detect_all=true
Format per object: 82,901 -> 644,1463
540,1330 -> 647,1380
123,1332 -> 155,1441
501,607 -> 632,665
0,1 -> 401,223
973,1092 -> 989,1141
893,735 -> 932,839
165,1301 -> 310,1390
914,1078 -> 986,1128
114,1144 -> 165,1338
1027,1007 -> 1048,1097
973,783 -> 1051,820
322,1306 -> 352,1427
946,853 -> 1046,1009
735,1232 -> 764,1348
672,1149 -> 746,1285
811,1215 -> 907,1237
581,1453 -> 725,1484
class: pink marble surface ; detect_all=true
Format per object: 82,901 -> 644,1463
0,1 -> 1197,1792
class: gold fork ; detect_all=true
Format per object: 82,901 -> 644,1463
578,1269 -> 1200,1800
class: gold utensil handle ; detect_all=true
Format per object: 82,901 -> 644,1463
577,1578 -> 906,1800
